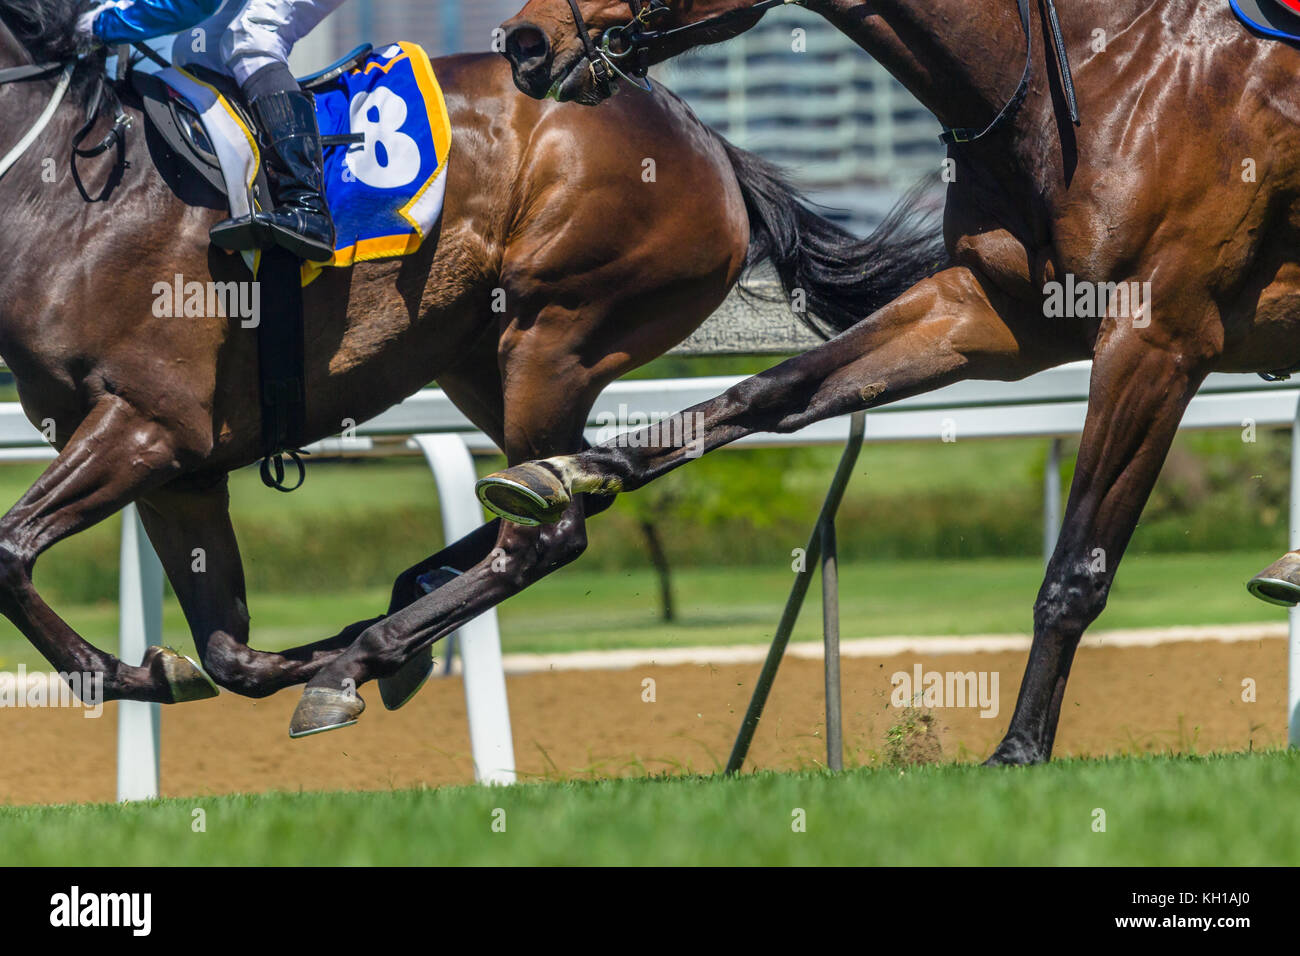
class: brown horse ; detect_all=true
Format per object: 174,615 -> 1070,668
0,0 -> 940,735
487,0 -> 1300,764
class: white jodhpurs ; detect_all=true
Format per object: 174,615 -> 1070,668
173,0 -> 349,86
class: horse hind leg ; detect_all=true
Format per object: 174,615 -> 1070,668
375,476 -> 622,709
0,397 -> 216,704
371,342 -> 618,712
139,480 -> 502,704
372,521 -> 502,710
135,479 -> 375,698
479,266 -> 1068,520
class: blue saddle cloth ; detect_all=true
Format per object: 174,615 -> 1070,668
160,40 -> 451,281
1232,0 -> 1300,42
310,42 -> 452,272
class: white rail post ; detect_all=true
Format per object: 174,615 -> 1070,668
412,435 -> 516,785
116,503 -> 165,802
1291,402 -> 1300,748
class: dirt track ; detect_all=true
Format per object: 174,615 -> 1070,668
1,635 -> 1288,805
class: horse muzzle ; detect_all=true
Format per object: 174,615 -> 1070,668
501,21 -> 556,100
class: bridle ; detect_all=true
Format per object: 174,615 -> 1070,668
561,0 -> 1080,144
564,0 -> 801,93
0,57 -> 132,183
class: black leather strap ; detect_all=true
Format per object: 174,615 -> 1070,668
940,0 -> 1033,145
0,62 -> 63,83
257,246 -> 309,491
567,0 -> 612,85
1044,0 -> 1080,125
131,42 -> 172,71
940,0 -> 1082,145
71,75 -> 131,159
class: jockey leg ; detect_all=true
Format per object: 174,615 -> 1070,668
207,0 -> 348,261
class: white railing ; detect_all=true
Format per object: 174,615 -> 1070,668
2,361 -> 1298,799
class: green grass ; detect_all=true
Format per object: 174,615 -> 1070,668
0,550 -> 1287,670
3,751 -> 1295,865
0,423 -> 1290,669
0,550 -> 1287,667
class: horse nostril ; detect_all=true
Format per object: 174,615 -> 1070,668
504,23 -> 550,65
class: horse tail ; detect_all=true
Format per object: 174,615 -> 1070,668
716,134 -> 950,338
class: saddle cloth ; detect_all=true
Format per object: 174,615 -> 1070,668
1232,0 -> 1300,42
155,41 -> 452,283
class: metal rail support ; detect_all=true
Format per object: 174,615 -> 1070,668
725,411 -> 866,774
1290,402 -> 1300,748
820,518 -> 843,771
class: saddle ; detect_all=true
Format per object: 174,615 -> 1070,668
125,41 -> 453,489
131,43 -> 372,222
1232,0 -> 1300,44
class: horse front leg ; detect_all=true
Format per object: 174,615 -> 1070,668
0,396 -> 216,704
288,498 -> 593,736
286,301 -> 616,736
135,478 -> 368,698
988,318 -> 1211,765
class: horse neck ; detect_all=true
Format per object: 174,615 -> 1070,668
0,21 -> 80,169
809,0 -> 1146,135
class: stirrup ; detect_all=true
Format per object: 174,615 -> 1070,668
262,215 -> 335,262
209,213 -> 270,252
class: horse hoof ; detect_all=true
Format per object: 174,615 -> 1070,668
289,686 -> 365,738
378,647 -> 435,711
476,463 -> 571,526
983,738 -> 1044,767
1247,553 -> 1300,606
146,646 -> 219,704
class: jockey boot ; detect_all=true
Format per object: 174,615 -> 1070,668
210,90 -> 336,262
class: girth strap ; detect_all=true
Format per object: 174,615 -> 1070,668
256,247 -> 310,492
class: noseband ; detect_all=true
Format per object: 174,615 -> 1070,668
564,0 -> 800,93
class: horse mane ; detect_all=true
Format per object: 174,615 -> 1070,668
0,0 -> 112,125
0,0 -> 92,62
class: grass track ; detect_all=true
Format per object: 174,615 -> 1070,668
4,751 -> 1296,865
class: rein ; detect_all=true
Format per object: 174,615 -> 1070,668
939,0 -> 1079,145
563,0 -> 1081,144
0,61 -> 72,179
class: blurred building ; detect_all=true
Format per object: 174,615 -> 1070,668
307,2 -> 943,234
324,0 -> 521,57
657,7 -> 943,233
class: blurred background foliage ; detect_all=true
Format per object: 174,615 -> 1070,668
0,364 -> 1291,617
